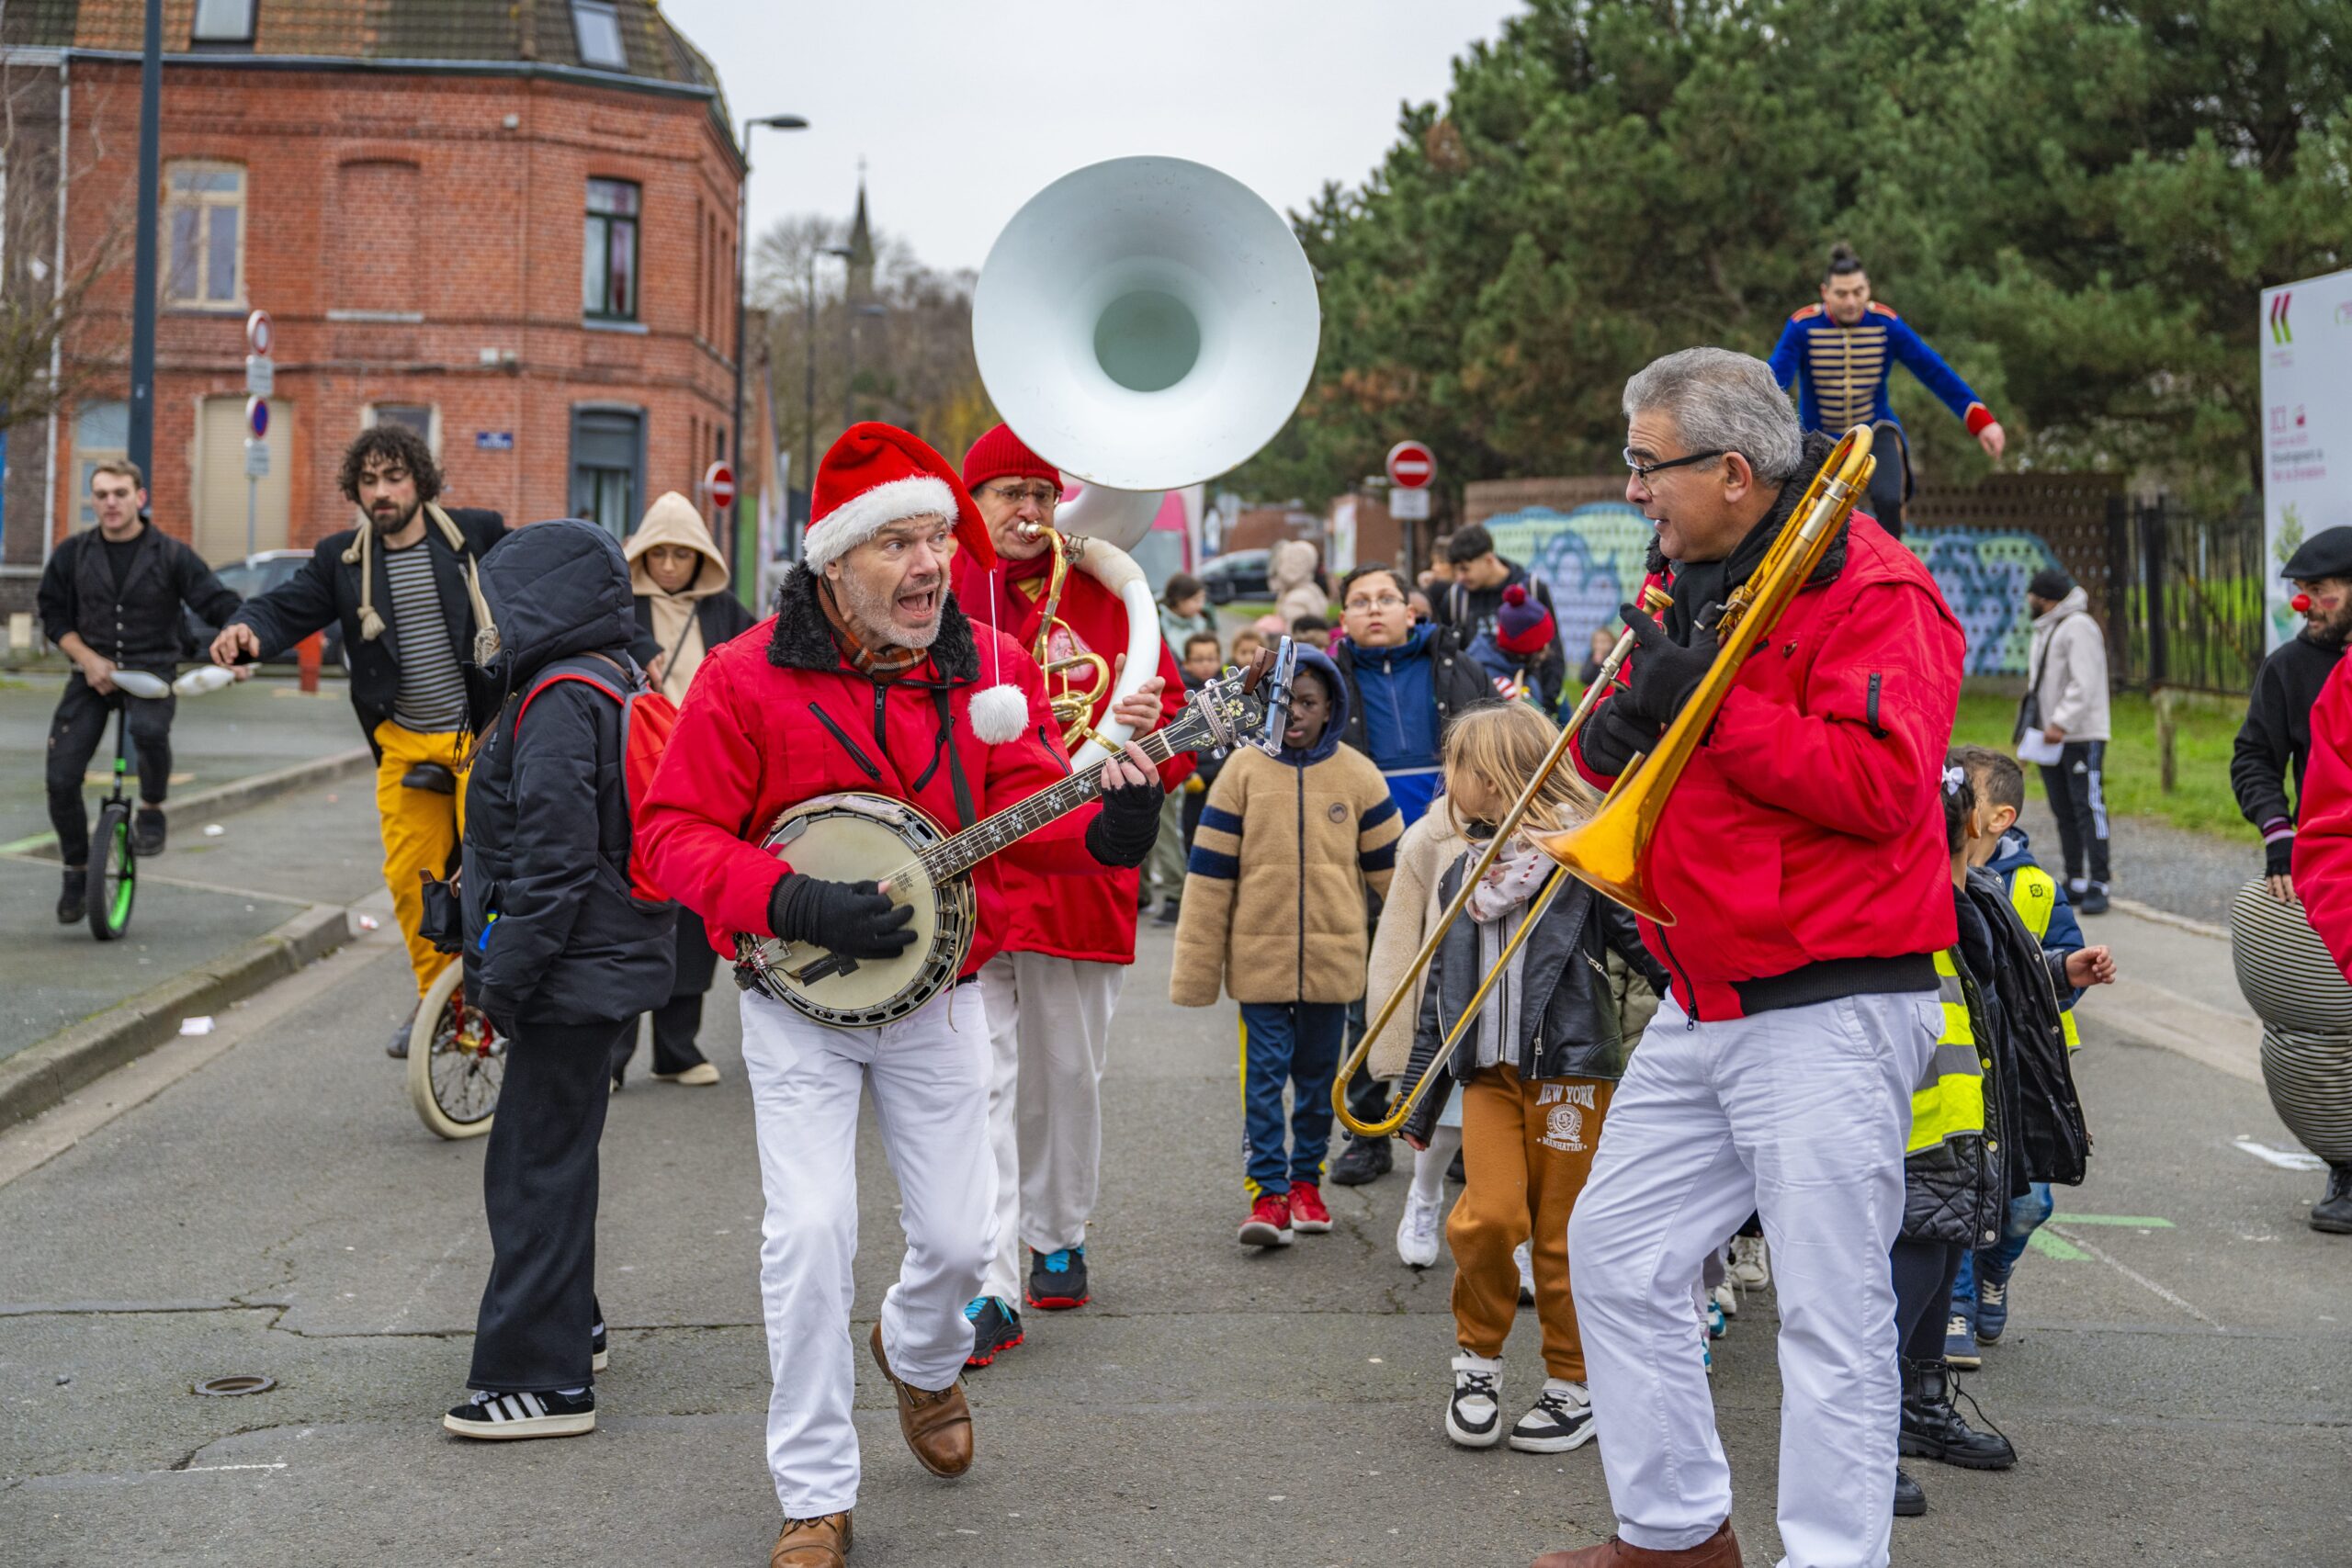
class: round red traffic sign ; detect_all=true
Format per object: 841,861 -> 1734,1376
703,461 -> 737,509
245,310 -> 272,355
245,396 -> 268,439
1385,439 -> 1435,489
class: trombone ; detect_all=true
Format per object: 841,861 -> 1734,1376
1330,426 -> 1877,1140
1329,586 -> 1671,1140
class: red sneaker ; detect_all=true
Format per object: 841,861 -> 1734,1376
1238,1192 -> 1294,1248
1288,1180 -> 1333,1233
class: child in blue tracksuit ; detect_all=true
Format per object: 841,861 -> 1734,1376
1949,746 -> 2109,1364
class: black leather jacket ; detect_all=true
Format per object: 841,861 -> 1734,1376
1399,849 -> 1668,1145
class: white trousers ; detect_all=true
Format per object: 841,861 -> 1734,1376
978,952 -> 1125,1304
1568,990 -> 1938,1568
740,984 -> 997,1518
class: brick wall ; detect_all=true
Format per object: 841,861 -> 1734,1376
52,63 -> 742,558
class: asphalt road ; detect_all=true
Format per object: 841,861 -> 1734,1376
3,889 -> 2346,1568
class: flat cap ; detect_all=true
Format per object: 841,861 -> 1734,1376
2281,525 -> 2352,581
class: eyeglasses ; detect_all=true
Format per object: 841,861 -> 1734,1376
1622,447 -> 1727,481
982,482 -> 1060,508
1343,593 -> 1408,614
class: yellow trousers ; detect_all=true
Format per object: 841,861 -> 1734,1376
372,721 -> 470,997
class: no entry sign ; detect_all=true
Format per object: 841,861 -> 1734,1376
703,461 -> 737,509
1385,440 -> 1435,489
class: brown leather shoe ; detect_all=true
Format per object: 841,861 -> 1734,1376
1531,1520 -> 1740,1568
771,1511 -> 852,1568
869,1322 -> 974,1477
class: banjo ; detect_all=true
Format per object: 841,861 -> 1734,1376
735,642 -> 1295,1027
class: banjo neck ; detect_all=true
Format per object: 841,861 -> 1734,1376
913,717 -> 1199,886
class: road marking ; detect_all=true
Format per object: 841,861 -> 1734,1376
2050,1213 -> 2174,1228
172,1463 -> 287,1474
2026,1229 -> 2089,1261
2233,1136 -> 2326,1172
2043,1223 -> 2222,1331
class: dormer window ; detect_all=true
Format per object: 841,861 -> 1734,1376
571,1 -> 628,70
191,0 -> 256,45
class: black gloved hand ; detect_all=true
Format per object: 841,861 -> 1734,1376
1578,694 -> 1664,778
2267,835 -> 2296,880
1085,763 -> 1164,869
1617,601 -> 1714,726
769,873 -> 917,961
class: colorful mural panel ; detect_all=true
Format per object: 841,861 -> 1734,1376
1482,503 -> 2065,677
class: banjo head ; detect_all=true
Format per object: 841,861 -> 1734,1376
735,792 -> 975,1028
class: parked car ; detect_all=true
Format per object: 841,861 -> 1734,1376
1197,548 -> 1272,605
182,550 -> 345,668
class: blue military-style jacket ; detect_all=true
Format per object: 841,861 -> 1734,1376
1768,299 -> 1995,440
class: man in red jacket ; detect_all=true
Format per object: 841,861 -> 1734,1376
1533,349 -> 1964,1568
949,425 -> 1193,1364
635,423 -> 1168,1568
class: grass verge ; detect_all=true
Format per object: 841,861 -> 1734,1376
1951,691 -> 2245,841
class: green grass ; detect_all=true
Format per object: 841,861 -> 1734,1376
1951,691 -> 2245,840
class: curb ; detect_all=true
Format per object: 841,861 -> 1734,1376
0,903 -> 351,1129
1,747 -> 372,860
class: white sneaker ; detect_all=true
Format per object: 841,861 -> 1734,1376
1445,1352 -> 1503,1448
1711,1281 -> 1738,1320
1727,1234 -> 1770,1290
1396,1185 -> 1442,1269
1514,1239 -> 1536,1305
1510,1378 -> 1596,1452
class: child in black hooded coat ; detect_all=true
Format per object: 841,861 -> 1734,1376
445,518 -> 676,1440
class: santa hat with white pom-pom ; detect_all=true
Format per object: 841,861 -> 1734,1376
806,423 -> 1026,745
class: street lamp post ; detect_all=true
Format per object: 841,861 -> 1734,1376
730,113 -> 808,572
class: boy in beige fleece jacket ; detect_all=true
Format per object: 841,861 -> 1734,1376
1171,651 -> 1400,1248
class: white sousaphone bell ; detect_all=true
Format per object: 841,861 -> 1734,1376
972,155 -> 1320,769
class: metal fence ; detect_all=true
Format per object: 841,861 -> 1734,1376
2106,494 -> 2267,695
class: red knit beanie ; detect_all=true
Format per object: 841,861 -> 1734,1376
961,423 -> 1063,498
1496,582 -> 1556,658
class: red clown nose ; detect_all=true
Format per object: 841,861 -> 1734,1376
2294,593 -> 2313,613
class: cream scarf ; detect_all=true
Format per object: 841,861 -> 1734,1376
342,502 -> 500,664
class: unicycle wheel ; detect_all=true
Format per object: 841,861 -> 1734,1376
407,961 -> 503,1139
88,801 -> 135,942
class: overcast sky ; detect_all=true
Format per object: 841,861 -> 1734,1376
663,0 -> 1526,275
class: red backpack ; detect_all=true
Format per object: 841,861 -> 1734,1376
513,654 -> 678,901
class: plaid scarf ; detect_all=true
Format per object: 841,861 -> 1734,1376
817,577 -> 929,682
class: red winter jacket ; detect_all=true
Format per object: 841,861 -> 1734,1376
1570,510 -> 1963,1021
951,548 -> 1193,964
2292,654 -> 2352,980
635,566 -> 1103,978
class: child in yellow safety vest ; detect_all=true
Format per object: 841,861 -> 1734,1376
1947,746 -> 2116,1368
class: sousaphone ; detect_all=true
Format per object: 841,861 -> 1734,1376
972,155 -> 1321,766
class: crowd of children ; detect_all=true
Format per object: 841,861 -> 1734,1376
1149,552 -> 2123,1521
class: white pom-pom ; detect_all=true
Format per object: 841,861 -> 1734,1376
968,682 -> 1029,745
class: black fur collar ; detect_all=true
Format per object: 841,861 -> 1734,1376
766,562 -> 978,682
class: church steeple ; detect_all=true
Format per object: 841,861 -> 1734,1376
846,162 -> 876,300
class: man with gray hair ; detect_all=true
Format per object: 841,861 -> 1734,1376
1535,348 -> 1966,1568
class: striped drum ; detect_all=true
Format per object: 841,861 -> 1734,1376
2230,880 -> 2352,1165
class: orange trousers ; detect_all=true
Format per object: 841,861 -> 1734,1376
1448,1066 -> 1612,1381
371,721 -> 469,997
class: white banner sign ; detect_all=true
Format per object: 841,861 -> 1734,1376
2260,266 -> 2352,649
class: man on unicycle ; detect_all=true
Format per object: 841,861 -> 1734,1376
38,460 -> 242,924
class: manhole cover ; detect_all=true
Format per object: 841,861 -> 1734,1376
192,1374 -> 276,1397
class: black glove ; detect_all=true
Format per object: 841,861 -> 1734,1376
1085,763 -> 1164,869
1578,694 -> 1664,777
769,873 -> 917,961
2267,835 -> 2296,880
1618,601 -> 1714,726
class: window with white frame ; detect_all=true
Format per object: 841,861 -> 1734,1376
571,1 -> 627,70
369,403 -> 437,452
190,0 -> 257,44
164,163 -> 245,308
74,401 -> 130,528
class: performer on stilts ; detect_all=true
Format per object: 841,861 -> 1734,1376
949,424 -> 1193,1363
636,423 -> 1168,1568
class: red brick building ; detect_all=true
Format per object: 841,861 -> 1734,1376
1,0 -> 754,607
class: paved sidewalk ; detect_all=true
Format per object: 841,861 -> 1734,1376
0,775 -> 387,1066
0,671 -> 355,852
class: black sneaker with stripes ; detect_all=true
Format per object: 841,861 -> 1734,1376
444,1386 -> 596,1440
